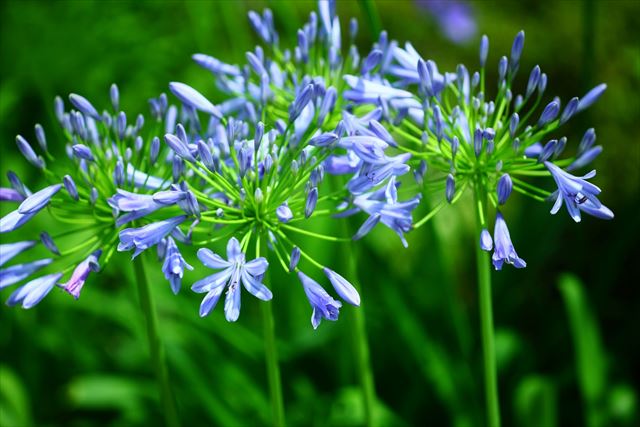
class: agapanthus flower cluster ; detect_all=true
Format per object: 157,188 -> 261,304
1,85 -> 182,306
342,29 -> 612,269
1,0 -> 612,331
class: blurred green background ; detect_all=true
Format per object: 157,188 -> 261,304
1,0 -> 639,426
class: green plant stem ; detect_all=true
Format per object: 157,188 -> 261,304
132,257 -> 180,427
260,241 -> 286,427
358,0 -> 382,38
340,223 -> 376,427
351,291 -> 376,427
473,187 -> 501,427
261,301 -> 286,427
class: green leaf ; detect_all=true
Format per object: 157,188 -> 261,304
513,375 -> 557,427
0,365 -> 32,427
558,273 -> 607,427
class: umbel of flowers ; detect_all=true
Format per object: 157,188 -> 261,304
1,86 -> 179,306
0,1 -> 614,427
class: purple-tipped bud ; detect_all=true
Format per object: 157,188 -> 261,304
40,232 -> 60,256
349,17 -> 358,39
323,267 -> 360,306
446,174 -> 455,203
69,93 -> 102,121
526,65 -> 541,97
474,128 -> 483,158
538,139 -> 557,163
114,160 -> 125,186
172,157 -> 184,182
498,56 -> 508,82
578,128 -> 596,155
63,175 -> 79,201
34,124 -> 47,152
479,35 -> 489,67
309,132 -> 338,147
567,145 -> 602,171
90,188 -> 99,205
289,247 -> 301,272
7,172 -> 30,198
483,128 -> 496,141
276,202 -> 293,223
480,228 -> 493,251
54,96 -> 65,123
150,137 -> 160,165
361,49 -> 383,74
291,159 -> 299,175
305,187 -> 318,218
247,51 -> 267,76
197,140 -> 214,171
538,101 -> 560,126
369,120 -> 396,147
509,113 -> 520,138
497,173 -> 513,205
317,87 -> 337,126
134,136 -> 143,152
117,111 -> 127,140
538,73 -> 548,94
417,59 -> 433,96
577,83 -> 606,112
110,83 -> 119,111
165,134 -> 196,163
433,105 -> 444,141
17,184 -> 61,215
169,82 -> 222,118
254,188 -> 264,205
559,97 -> 579,125
72,144 -> 95,162
255,121 -> 264,147
509,31 -> 525,72
290,83 -> 314,122
471,71 -> 480,88
16,136 -> 44,169
554,137 -> 567,158
451,137 -> 459,160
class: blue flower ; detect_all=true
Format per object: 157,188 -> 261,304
0,188 -> 25,202
352,177 -> 421,247
492,211 -> 526,270
1,184 -> 61,233
192,237 -> 272,322
0,259 -> 52,290
162,237 -> 193,295
61,250 -> 102,299
0,241 -> 36,267
118,215 -> 188,258
545,161 -> 613,222
297,271 -> 342,329
6,273 -> 62,309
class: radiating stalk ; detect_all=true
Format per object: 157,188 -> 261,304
260,239 -> 286,427
340,225 -> 376,427
473,187 -> 500,427
358,0 -> 382,38
132,257 -> 180,427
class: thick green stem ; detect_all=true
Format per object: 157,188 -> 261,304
132,257 -> 180,427
351,291 -> 376,427
473,188 -> 501,427
341,227 -> 376,427
260,243 -> 286,427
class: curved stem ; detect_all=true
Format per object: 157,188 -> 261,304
259,239 -> 286,427
132,257 -> 180,427
473,186 -> 501,427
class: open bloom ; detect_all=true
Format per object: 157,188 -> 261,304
192,237 -> 272,322
297,271 -> 342,329
545,161 -> 613,222
492,212 -> 526,270
61,250 -> 102,299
